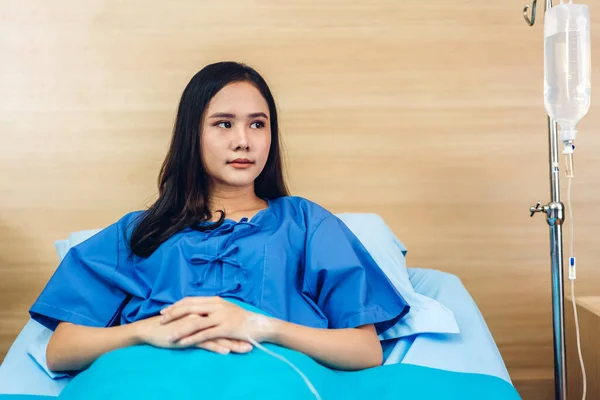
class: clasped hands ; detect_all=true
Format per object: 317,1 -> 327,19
136,296 -> 269,355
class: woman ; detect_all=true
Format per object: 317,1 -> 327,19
29,62 -> 409,374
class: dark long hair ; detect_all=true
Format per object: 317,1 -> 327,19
129,62 -> 289,258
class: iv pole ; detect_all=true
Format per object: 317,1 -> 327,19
523,1 -> 568,399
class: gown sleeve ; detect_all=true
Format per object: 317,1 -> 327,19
29,220 -> 132,331
302,214 -> 409,334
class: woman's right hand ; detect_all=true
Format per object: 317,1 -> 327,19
134,315 -> 252,355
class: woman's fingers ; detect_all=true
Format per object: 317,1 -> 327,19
168,314 -> 217,343
193,339 -> 251,354
160,303 -> 220,324
215,338 -> 253,353
177,326 -> 222,347
196,340 -> 230,355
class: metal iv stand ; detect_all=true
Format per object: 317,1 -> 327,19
523,1 -> 568,399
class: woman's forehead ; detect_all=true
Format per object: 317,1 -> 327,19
207,82 -> 269,115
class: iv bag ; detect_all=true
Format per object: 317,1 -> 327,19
544,0 -> 591,143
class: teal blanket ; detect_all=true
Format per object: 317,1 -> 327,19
0,343 -> 521,400
49,343 -> 520,400
2,301 -> 521,399
0,343 -> 522,400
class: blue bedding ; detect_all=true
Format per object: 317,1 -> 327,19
0,298 -> 521,400
384,268 -> 511,382
1,342 -> 519,400
0,268 -> 516,398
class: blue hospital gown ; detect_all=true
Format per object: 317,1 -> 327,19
30,196 -> 409,335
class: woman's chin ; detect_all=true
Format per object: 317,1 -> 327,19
219,174 -> 258,188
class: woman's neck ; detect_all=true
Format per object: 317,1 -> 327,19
208,184 -> 265,216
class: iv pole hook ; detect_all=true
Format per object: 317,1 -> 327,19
523,0 -> 537,26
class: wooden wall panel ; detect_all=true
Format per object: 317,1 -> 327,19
2,1 -> 600,397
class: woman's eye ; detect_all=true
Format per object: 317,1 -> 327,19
216,121 -> 232,128
250,121 -> 265,129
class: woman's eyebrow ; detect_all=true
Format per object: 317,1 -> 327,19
208,112 -> 268,119
208,112 -> 235,119
248,112 -> 269,119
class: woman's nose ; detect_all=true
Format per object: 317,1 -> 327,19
233,126 -> 249,150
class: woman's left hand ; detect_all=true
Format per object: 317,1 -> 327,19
159,297 -> 271,346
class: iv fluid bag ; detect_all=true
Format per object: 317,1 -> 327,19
544,1 -> 591,142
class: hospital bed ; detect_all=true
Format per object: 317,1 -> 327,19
0,213 -> 517,398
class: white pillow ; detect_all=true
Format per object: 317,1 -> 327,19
335,213 -> 459,339
53,214 -> 459,339
54,229 -> 101,261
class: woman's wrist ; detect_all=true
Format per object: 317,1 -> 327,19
263,316 -> 282,342
131,317 -> 154,345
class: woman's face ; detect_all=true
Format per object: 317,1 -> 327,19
200,81 -> 271,190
